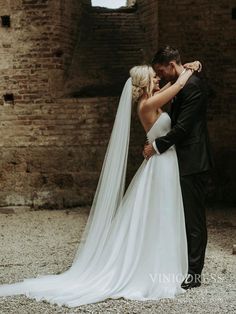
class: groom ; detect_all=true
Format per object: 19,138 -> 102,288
143,46 -> 214,289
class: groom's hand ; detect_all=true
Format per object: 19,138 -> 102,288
143,143 -> 156,160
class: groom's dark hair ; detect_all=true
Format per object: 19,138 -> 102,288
151,46 -> 181,65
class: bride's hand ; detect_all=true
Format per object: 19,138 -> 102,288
183,61 -> 202,72
143,143 -> 156,160
176,68 -> 194,88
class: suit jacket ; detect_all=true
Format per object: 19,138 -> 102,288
155,74 -> 214,176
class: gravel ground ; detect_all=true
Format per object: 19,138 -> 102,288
0,206 -> 235,314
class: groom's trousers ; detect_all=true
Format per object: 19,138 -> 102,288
180,171 -> 209,276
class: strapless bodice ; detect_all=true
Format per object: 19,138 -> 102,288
146,112 -> 171,143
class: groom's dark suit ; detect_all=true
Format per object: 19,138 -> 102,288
155,74 -> 214,277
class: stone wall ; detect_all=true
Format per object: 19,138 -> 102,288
0,0 -> 157,99
137,0 -> 158,61
0,0 -> 235,207
0,0 -> 89,103
0,97 -> 122,208
158,0 -> 236,203
0,0 -> 148,208
0,0 -> 54,103
64,3 -> 152,96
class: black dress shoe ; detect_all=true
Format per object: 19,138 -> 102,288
181,273 -> 202,290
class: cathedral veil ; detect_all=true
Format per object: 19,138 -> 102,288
69,77 -> 133,272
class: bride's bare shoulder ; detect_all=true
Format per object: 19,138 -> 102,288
138,94 -> 163,116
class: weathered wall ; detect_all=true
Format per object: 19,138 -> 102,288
0,97 -> 120,208
64,0 -> 158,96
0,0 -> 148,208
0,0 -> 157,100
137,0 -> 158,61
158,0 -> 236,203
0,0 -> 89,103
0,0 -> 235,208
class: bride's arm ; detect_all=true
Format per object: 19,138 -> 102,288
157,61 -> 202,93
157,61 -> 202,94
184,60 -> 202,72
145,69 -> 193,109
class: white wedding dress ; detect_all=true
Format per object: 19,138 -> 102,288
0,112 -> 188,307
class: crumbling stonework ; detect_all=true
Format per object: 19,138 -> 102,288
0,97 -> 122,208
0,0 -> 234,207
158,0 -> 236,203
65,0 -> 158,96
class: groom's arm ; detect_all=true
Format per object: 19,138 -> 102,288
153,82 -> 203,154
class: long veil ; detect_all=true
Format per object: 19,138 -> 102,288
70,77 -> 133,269
0,77 -> 133,299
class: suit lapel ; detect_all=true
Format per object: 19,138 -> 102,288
171,96 -> 179,126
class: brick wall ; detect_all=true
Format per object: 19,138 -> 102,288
137,0 -> 158,61
0,0 -> 147,208
158,0 -> 236,203
0,0 -> 234,207
0,97 -> 122,208
64,5 -> 148,96
0,0 -> 157,99
0,0 -> 58,103
0,0 -> 90,103
0,93 -> 145,208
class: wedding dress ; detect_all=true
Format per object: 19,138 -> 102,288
0,79 -> 188,307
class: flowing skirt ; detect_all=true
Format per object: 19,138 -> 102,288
0,147 -> 188,307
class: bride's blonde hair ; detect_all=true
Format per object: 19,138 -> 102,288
129,65 -> 154,104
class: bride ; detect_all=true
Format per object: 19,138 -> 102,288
0,62 -> 200,307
